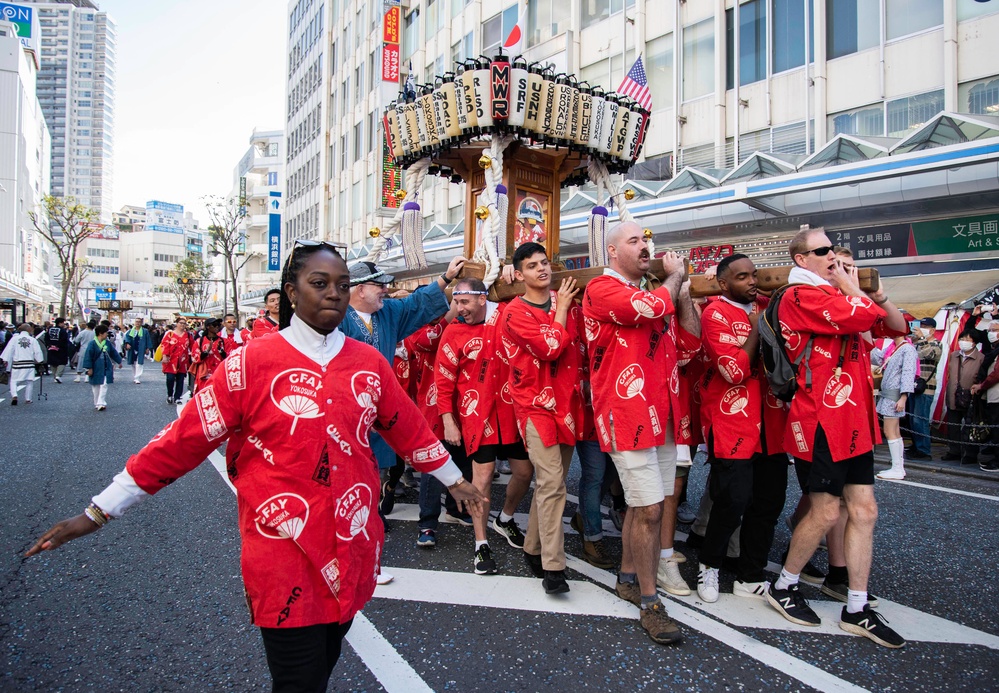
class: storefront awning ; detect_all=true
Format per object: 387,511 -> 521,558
879,269 -> 999,317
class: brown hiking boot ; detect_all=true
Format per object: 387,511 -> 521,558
615,579 -> 641,606
640,601 -> 683,645
582,539 -> 615,570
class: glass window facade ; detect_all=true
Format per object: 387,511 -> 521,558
829,103 -> 885,138
527,0 -> 569,48
580,0 -> 635,30
726,0 -> 767,89
773,0 -> 814,73
647,34 -> 673,111
960,77 -> 999,115
886,89 -> 944,137
682,18 -> 714,101
826,0 -> 880,59
886,0 -> 943,40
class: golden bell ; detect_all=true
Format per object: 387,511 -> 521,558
395,188 -> 407,199
624,188 -> 636,201
478,153 -> 493,169
369,227 -> 381,238
474,206 -> 490,220
643,228 -> 653,240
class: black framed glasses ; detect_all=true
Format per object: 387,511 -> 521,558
801,245 -> 834,257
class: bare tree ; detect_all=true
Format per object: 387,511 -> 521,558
203,195 -> 257,316
28,195 -> 100,318
169,257 -> 215,315
68,259 -> 93,324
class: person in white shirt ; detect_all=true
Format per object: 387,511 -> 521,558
1,324 -> 45,405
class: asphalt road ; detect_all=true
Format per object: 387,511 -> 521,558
2,364 -> 997,692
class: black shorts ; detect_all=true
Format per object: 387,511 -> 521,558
472,441 -> 528,464
794,426 -> 874,497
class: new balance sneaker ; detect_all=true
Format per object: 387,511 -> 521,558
782,549 -> 826,585
615,579 -> 641,606
378,480 -> 395,516
524,551 -> 544,578
839,605 -> 906,648
657,557 -> 691,596
416,529 -> 436,548
639,601 -> 683,645
820,579 -> 879,607
444,511 -> 474,526
543,570 -> 570,594
474,544 -> 498,575
733,579 -> 770,600
766,583 -> 821,626
581,539 -> 615,570
696,564 -> 719,603
492,515 -> 525,548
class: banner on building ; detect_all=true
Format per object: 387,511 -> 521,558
239,177 -> 247,216
381,137 -> 401,209
0,3 -> 39,57
268,191 -> 282,271
382,2 -> 401,83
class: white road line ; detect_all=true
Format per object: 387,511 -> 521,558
207,451 -> 436,692
564,556 -> 869,693
878,477 -> 999,502
344,613 -> 435,693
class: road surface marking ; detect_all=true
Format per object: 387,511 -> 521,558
877,478 -> 999,502
344,613 -> 435,693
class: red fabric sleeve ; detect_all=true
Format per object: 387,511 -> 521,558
434,327 -> 461,416
583,277 -> 675,326
783,287 -> 888,336
702,305 -> 752,385
503,305 -> 571,362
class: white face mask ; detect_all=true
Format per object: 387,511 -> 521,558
959,340 -> 974,352
988,331 -> 999,344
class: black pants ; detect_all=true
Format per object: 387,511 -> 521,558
165,372 -> 186,401
259,619 -> 354,693
701,442 -> 788,582
985,402 -> 999,463
946,408 -> 978,463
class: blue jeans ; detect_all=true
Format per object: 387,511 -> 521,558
910,392 -> 932,455
418,442 -> 471,531
576,439 -> 609,540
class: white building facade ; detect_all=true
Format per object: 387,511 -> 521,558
26,0 -> 115,222
0,9 -> 55,318
233,127 -> 284,303
295,0 -> 999,256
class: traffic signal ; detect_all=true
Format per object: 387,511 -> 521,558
177,277 -> 193,285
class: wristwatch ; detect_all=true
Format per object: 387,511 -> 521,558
447,477 -> 466,491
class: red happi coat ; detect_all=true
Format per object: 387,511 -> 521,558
124,334 -> 452,628
779,284 -> 904,461
252,316 -> 280,339
701,297 -> 788,459
190,334 -> 227,392
576,319 -> 598,442
393,346 -> 412,396
670,324 -> 703,447
159,330 -> 192,375
435,303 -> 518,455
221,329 -> 245,357
501,293 -> 583,447
405,320 -> 448,439
582,274 -> 676,452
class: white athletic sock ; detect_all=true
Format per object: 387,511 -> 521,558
887,438 -> 904,466
475,540 -> 488,551
499,511 -> 513,523
660,547 -> 674,560
846,590 -> 868,614
776,568 -> 800,591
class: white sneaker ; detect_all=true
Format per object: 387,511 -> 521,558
73,376 -> 81,383
697,563 -> 720,603
671,550 -> 687,564
876,468 -> 905,480
656,556 -> 691,596
733,579 -> 770,600
376,571 -> 394,585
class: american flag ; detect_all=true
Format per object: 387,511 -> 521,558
617,56 -> 652,111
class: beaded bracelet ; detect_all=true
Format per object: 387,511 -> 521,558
84,503 -> 111,528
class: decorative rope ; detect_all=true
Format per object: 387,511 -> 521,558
476,134 -> 516,289
363,157 -> 432,264
587,158 -> 635,225
586,157 -> 646,262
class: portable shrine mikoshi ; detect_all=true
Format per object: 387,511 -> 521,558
367,53 -> 879,298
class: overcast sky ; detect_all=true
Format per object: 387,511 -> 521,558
99,0 -> 286,224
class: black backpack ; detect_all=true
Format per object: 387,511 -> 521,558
759,284 -> 815,403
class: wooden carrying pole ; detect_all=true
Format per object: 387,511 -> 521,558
458,262 -> 881,302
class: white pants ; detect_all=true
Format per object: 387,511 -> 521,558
92,382 -> 108,407
133,362 -> 144,381
10,370 -> 35,401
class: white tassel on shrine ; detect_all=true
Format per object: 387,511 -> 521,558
588,205 -> 609,267
494,183 -> 509,262
364,158 -> 431,264
401,201 -> 429,269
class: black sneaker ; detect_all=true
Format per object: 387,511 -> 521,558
492,516 -> 525,548
10,397 -> 17,406
782,549 -> 826,585
524,551 -> 544,578
766,583 -> 821,626
378,480 -> 395,516
979,461 -> 999,473
543,570 -> 570,594
908,449 -> 931,460
840,605 -> 906,648
820,579 -> 879,607
474,544 -> 498,575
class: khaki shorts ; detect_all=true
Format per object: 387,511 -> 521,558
609,419 -> 677,508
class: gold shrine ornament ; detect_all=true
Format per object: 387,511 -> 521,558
474,206 -> 490,220
478,153 -> 493,169
394,189 -> 407,199
624,188 -> 636,201
643,228 -> 653,240
369,227 -> 381,238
